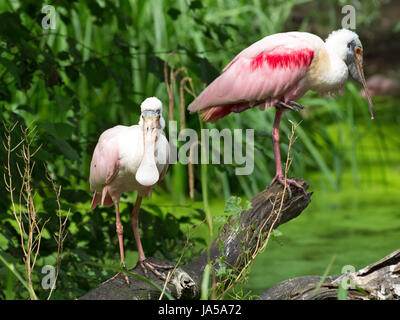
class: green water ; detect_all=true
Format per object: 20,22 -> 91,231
245,181 -> 400,296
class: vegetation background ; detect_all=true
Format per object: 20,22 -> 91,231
0,0 -> 399,299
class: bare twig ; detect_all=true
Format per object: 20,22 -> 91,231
3,123 -> 41,299
3,122 -> 70,300
45,167 -> 70,300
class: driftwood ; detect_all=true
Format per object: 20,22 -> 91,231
80,179 -> 312,300
260,249 -> 400,300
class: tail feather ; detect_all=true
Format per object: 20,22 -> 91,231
200,105 -> 232,123
90,188 -> 114,210
200,102 -> 255,123
101,186 -> 114,207
90,192 -> 101,210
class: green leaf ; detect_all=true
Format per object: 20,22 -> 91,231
167,8 -> 181,20
0,84 -> 11,101
148,55 -> 166,82
83,58 -> 108,88
189,0 -> 203,10
337,283 -> 348,300
189,55 -> 219,85
65,65 -> 79,82
48,137 -> 80,161
224,196 -> 242,215
0,12 -> 29,43
41,121 -> 75,140
224,196 -> 251,215
58,51 -> 70,61
0,57 -> 21,86
201,263 -> 211,300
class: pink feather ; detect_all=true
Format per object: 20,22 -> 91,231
188,32 -> 323,122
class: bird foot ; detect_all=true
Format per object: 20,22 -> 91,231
269,175 -> 307,198
135,259 -> 174,280
101,271 -> 130,285
277,101 -> 306,112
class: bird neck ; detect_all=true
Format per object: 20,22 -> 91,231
306,46 -> 348,95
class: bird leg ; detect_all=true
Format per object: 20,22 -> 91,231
130,194 -> 173,280
269,108 -> 307,197
101,202 -> 130,285
115,202 -> 130,283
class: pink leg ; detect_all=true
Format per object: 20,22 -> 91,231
271,108 -> 284,179
131,195 -> 173,279
269,108 -> 306,197
130,195 -> 145,261
102,202 -> 130,285
115,202 -> 129,283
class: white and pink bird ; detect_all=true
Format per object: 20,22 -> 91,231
188,28 -> 375,195
89,97 -> 170,282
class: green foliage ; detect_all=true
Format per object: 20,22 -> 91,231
224,196 -> 252,216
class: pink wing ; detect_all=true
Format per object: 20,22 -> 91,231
89,127 -> 122,209
188,32 -> 323,122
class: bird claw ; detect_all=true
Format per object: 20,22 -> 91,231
287,100 -> 305,109
277,101 -> 306,112
101,271 -> 130,285
269,175 -> 307,198
136,260 -> 174,280
277,101 -> 298,112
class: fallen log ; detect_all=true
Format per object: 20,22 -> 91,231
260,249 -> 400,300
80,179 -> 312,300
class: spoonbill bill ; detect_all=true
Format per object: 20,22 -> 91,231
89,97 -> 170,282
188,29 -> 375,194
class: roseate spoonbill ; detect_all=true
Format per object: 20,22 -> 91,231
89,97 -> 170,282
188,29 -> 375,195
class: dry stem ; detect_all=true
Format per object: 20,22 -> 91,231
3,122 -> 69,300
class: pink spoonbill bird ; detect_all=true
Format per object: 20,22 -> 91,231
89,97 -> 170,282
188,29 -> 375,195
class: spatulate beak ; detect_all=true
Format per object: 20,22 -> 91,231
135,112 -> 161,186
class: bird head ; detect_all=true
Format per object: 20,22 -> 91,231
139,96 -> 165,129
325,29 -> 375,119
136,97 -> 164,186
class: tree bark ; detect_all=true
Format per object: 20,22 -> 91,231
260,249 -> 400,300
80,179 -> 312,300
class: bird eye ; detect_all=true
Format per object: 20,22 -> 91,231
354,46 -> 362,55
156,110 -> 161,114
